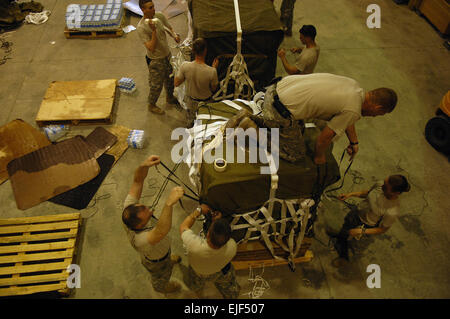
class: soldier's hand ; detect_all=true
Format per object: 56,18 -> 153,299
346,144 -> 359,161
314,154 -> 326,165
200,203 -> 211,215
142,155 -> 160,167
277,48 -> 286,58
166,186 -> 184,207
211,210 -> 222,221
212,58 -> 219,69
148,20 -> 156,31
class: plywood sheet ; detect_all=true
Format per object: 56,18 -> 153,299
36,79 -> 117,125
0,119 -> 51,185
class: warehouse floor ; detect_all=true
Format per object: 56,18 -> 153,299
0,0 -> 449,299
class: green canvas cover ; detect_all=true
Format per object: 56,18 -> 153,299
190,0 -> 282,38
196,101 -> 341,216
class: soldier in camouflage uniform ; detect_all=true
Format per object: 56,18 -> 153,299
180,205 -> 241,299
122,155 -> 184,294
138,0 -> 181,115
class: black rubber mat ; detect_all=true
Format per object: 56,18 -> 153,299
48,153 -> 115,210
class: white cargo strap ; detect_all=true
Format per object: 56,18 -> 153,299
213,0 -> 254,101
222,100 -> 243,111
293,199 -> 314,257
196,114 -> 229,121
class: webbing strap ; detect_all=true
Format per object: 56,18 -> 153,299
212,0 -> 255,101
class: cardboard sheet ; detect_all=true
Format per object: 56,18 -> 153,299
85,127 -> 118,159
7,136 -> 100,210
48,154 -> 115,210
0,119 -> 51,185
104,125 -> 131,164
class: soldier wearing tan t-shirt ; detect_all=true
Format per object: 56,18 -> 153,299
174,38 -> 219,127
329,175 -> 410,262
137,0 -> 181,115
278,25 -> 320,75
122,155 -> 184,294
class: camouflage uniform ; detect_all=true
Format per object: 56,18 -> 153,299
185,264 -> 241,299
147,54 -> 177,106
280,0 -> 297,33
141,250 -> 174,293
257,83 -> 306,162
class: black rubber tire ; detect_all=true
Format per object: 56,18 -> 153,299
425,115 -> 450,154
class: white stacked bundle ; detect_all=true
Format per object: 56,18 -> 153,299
65,0 -> 124,31
127,130 -> 145,149
118,77 -> 136,93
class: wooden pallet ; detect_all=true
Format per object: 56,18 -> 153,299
64,27 -> 123,39
231,238 -> 313,270
0,213 -> 82,297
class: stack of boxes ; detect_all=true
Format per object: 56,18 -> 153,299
127,130 -> 145,149
65,0 -> 124,31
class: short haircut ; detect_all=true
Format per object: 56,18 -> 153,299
192,38 -> 207,56
122,204 -> 146,229
209,218 -> 231,248
299,25 -> 317,40
370,88 -> 398,113
388,175 -> 410,193
139,0 -> 153,9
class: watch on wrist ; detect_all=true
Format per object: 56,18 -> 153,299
350,141 -> 359,145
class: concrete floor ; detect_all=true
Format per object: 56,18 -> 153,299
0,0 -> 449,299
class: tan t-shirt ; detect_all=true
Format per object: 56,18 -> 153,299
137,12 -> 171,60
181,229 -> 237,275
277,73 -> 363,137
176,61 -> 219,100
295,45 -> 320,74
358,181 -> 400,228
123,194 -> 171,260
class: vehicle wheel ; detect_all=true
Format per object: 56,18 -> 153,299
425,115 -> 450,154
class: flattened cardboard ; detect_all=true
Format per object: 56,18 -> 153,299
85,127 -> 118,159
48,153 -> 115,210
36,79 -> 117,125
7,136 -> 100,210
104,125 -> 131,164
0,119 -> 51,185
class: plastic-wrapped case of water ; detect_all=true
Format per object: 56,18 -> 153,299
127,130 -> 145,149
43,125 -> 69,142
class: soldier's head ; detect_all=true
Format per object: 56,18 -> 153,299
362,88 -> 398,117
139,0 -> 155,19
122,204 -> 153,231
382,175 -> 410,200
192,38 -> 207,57
207,218 -> 232,249
299,25 -> 317,44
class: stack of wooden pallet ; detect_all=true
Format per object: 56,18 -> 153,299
0,213 -> 82,297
